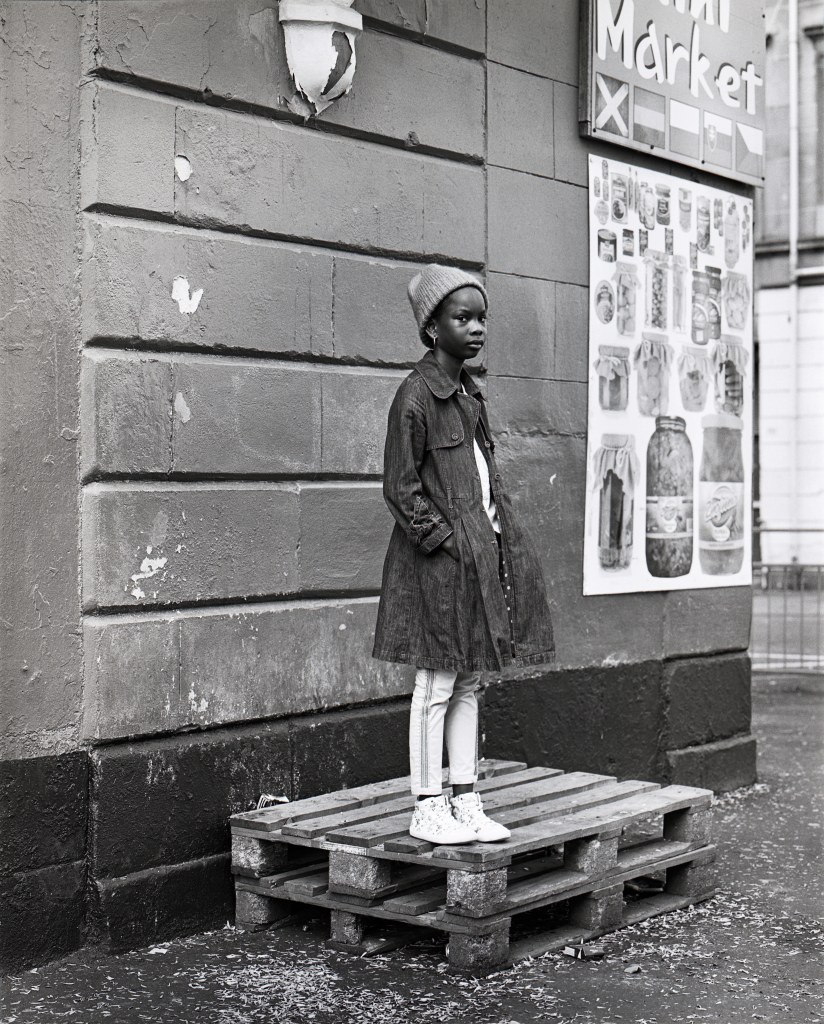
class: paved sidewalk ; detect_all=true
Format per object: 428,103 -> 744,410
2,674 -> 822,1024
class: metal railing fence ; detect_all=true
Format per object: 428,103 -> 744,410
751,528 -> 824,673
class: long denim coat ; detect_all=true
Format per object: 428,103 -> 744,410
372,350 -> 555,672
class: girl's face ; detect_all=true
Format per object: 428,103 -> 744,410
429,287 -> 487,361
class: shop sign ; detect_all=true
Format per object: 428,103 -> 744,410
579,0 -> 766,186
584,155 -> 753,595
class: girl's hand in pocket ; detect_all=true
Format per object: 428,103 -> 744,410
439,534 -> 459,561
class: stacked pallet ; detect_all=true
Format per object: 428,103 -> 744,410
230,759 -> 715,974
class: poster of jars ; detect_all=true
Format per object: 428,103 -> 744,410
584,155 -> 753,595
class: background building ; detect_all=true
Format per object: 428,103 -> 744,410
755,0 -> 824,565
0,0 -> 756,972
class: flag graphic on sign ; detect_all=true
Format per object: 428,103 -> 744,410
594,73 -> 629,139
633,88 -> 666,149
703,111 -> 733,168
736,123 -> 764,177
669,100 -> 700,159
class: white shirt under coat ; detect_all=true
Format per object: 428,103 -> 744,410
459,383 -> 501,534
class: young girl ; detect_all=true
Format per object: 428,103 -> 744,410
373,264 -> 555,845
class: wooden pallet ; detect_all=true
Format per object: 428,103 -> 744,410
230,759 -> 715,974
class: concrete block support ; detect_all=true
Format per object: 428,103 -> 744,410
447,867 -> 508,916
235,890 -> 295,932
569,883 -> 624,931
328,909 -> 366,947
448,922 -> 511,975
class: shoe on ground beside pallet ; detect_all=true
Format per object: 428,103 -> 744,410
409,795 -> 478,844
450,791 -> 511,842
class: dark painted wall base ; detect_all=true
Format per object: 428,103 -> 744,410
1,652 -> 755,971
0,753 -> 88,975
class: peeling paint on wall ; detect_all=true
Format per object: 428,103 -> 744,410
174,391 -> 192,424
174,155 -> 192,181
188,685 -> 209,716
171,276 -> 203,315
129,546 -> 169,600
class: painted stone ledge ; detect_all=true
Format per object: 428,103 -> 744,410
82,597 -> 407,741
81,482 -> 389,611
666,734 -> 757,793
81,83 -> 485,262
82,218 -> 450,366
81,350 -> 404,479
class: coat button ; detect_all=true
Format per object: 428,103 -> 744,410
484,440 -> 491,448
451,432 -> 460,440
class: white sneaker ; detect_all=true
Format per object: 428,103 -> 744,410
409,795 -> 478,844
450,792 -> 511,842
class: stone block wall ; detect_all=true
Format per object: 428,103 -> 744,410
0,0 -> 755,973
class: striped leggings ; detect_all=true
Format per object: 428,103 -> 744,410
409,668 -> 481,796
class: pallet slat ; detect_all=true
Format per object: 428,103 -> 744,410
284,766 -> 563,841
434,785 -> 715,866
231,758 -> 528,833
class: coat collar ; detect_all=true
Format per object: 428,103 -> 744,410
414,349 -> 484,400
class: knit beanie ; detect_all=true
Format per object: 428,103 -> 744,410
407,264 -> 488,344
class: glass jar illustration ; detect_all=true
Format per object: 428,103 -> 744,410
613,261 -> 639,336
706,266 -> 722,341
696,196 -> 711,252
691,270 -> 711,344
644,249 -> 669,330
713,197 -> 724,235
612,173 -> 628,223
677,346 -> 711,412
699,413 -> 745,575
724,200 -> 741,268
646,416 -> 694,578
679,187 -> 692,231
656,184 -> 671,225
712,335 -> 749,415
672,255 -> 687,333
640,182 -> 656,230
633,332 -> 673,417
594,280 -> 615,324
723,271 -> 751,331
595,345 -> 630,411
598,229 -> 617,262
593,434 -> 638,570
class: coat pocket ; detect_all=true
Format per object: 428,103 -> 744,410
425,426 -> 464,450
